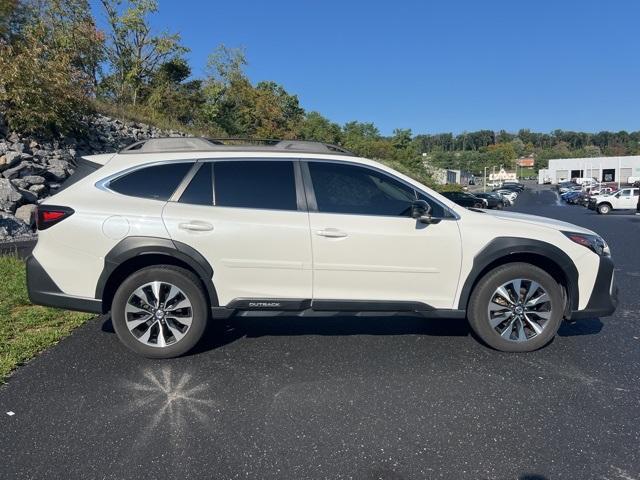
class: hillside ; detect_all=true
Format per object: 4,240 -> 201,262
0,112 -> 187,242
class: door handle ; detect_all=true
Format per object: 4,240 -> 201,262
179,221 -> 214,232
316,228 -> 348,238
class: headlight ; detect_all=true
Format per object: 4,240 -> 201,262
563,231 -> 610,256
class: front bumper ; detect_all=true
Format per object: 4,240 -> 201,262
26,255 -> 103,314
570,255 -> 618,320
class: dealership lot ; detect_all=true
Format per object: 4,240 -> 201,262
1,186 -> 639,480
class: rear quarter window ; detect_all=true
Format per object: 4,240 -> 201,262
108,162 -> 194,201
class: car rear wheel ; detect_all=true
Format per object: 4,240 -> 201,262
112,265 -> 208,358
467,263 -> 563,352
597,203 -> 611,215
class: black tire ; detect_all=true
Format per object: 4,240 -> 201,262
112,265 -> 209,358
496,202 -> 504,210
467,263 -> 564,352
598,203 -> 611,215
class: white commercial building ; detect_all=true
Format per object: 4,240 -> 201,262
538,155 -> 640,185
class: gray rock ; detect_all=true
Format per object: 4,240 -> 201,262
11,178 -> 28,189
23,175 -> 46,185
3,151 -> 22,168
48,158 -> 70,170
29,184 -> 47,196
0,212 -> 33,241
0,178 -> 24,212
14,204 -> 36,226
46,167 -> 67,182
3,161 -> 30,179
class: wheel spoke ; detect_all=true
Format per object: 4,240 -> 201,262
490,311 -> 512,328
131,288 -> 154,309
156,323 -> 167,347
165,298 -> 191,313
524,281 -> 541,303
164,285 -> 182,306
526,291 -> 549,308
489,301 -> 509,313
150,281 -> 162,307
137,321 -> 157,344
510,279 -> 523,303
500,318 -> 516,339
523,314 -> 543,335
166,319 -> 187,342
515,318 -> 527,341
126,314 -> 153,329
495,286 -> 515,306
526,309 -> 551,320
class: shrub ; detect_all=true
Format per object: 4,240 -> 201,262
0,25 -> 94,136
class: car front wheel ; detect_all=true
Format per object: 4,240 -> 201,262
467,263 -> 563,352
111,265 -> 209,358
597,204 -> 611,215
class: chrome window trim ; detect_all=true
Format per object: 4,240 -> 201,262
95,160 -> 197,201
94,156 -> 459,219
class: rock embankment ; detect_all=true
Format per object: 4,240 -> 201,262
0,114 -> 186,241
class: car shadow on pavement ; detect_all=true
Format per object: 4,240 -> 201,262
196,314 -> 474,354
557,317 -> 603,336
101,314 -> 605,354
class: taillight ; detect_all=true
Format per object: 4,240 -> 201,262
36,205 -> 74,230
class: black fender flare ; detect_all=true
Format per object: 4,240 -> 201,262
95,236 -> 219,308
457,237 -> 579,311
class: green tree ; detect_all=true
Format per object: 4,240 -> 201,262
145,58 -> 204,126
0,24 -> 94,134
100,0 -> 187,104
298,112 -> 342,144
45,0 -> 104,86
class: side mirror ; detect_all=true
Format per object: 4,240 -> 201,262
411,200 -> 433,224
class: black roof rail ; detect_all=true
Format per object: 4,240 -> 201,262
119,137 -> 355,156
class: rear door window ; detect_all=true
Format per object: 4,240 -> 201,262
213,160 -> 298,211
109,162 -> 193,201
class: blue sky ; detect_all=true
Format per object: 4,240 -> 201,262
90,0 -> 640,135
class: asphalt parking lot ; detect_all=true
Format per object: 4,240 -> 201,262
1,185 -> 639,480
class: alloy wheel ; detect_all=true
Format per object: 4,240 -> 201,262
487,278 -> 552,342
124,281 -> 193,348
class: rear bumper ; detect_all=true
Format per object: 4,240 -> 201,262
569,255 -> 618,320
26,255 -> 103,314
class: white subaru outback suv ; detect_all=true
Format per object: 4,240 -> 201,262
27,138 -> 617,358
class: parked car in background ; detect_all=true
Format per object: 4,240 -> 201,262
441,191 -> 486,208
588,186 -> 616,197
474,192 -> 505,209
588,187 -> 640,214
565,191 -> 588,205
501,181 -> 525,192
558,181 -> 579,194
493,189 -> 518,204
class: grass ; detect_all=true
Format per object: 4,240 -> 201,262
0,256 -> 92,383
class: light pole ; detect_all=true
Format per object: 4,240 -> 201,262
484,166 -> 488,192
